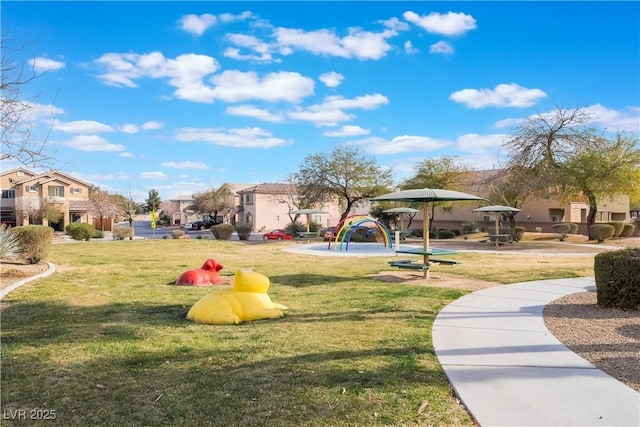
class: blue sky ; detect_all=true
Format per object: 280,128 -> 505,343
2,1 -> 639,202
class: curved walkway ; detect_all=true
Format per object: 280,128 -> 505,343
433,277 -> 640,427
0,262 -> 56,300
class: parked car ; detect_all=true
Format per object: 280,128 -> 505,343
263,229 -> 293,240
189,218 -> 221,230
323,226 -> 337,241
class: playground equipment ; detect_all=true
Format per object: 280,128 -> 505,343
328,215 -> 392,251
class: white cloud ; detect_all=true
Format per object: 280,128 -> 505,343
29,57 -> 65,73
224,34 -> 276,62
584,104 -> 640,132
430,41 -> 454,55
219,11 -> 253,23
119,152 -> 135,158
404,41 -> 419,54
179,14 -> 217,36
319,72 -> 344,88
450,83 -> 547,108
226,105 -> 285,122
349,135 -> 450,155
140,171 -> 168,180
211,70 -> 314,103
53,120 -> 113,134
380,17 -> 410,32
59,135 -> 126,152
287,94 -> 388,126
274,26 -> 395,60
95,51 -> 219,103
175,127 -> 292,148
324,125 -> 370,137
120,124 -> 139,134
141,121 -> 164,130
160,161 -> 210,170
403,11 -> 477,36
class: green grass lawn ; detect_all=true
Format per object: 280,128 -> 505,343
0,239 -> 595,426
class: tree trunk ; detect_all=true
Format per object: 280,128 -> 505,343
585,190 -> 598,240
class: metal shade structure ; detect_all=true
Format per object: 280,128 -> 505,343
473,205 -> 521,247
289,209 -> 329,243
373,189 -> 487,278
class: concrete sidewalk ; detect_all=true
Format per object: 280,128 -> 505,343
433,277 -> 640,427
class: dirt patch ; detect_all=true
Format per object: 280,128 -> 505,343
370,270 -> 499,291
1,262 -> 50,291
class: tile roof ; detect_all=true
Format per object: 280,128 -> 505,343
68,199 -> 94,211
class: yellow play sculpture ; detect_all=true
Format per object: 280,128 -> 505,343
186,269 -> 288,325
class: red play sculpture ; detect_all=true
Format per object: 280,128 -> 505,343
176,259 -> 230,286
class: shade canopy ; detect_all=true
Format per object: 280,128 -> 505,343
473,205 -> 521,213
373,188 -> 488,203
289,209 -> 329,243
373,188 -> 486,278
382,207 -> 421,214
473,205 -> 520,247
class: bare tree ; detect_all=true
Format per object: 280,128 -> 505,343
88,186 -> 117,231
1,34 -> 57,167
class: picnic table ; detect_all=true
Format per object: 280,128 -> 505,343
389,246 -> 460,275
485,233 -> 513,246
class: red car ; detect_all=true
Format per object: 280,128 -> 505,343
262,229 -> 293,240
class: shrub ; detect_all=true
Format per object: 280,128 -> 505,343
93,230 -> 105,239
172,230 -> 186,239
0,224 -> 22,261
462,221 -> 478,234
438,229 -> 455,239
594,248 -> 640,309
621,223 -> 636,237
12,225 -> 53,264
235,225 -> 253,240
590,224 -> 616,242
349,227 -> 378,242
285,221 -> 305,236
65,222 -> 96,241
211,223 -> 234,240
567,223 -> 579,234
513,226 -> 526,242
606,221 -> 625,237
113,226 -> 134,240
308,221 -> 321,233
552,223 -> 573,241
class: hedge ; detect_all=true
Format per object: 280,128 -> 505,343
594,248 -> 640,309
590,224 -> 616,242
12,225 -> 53,264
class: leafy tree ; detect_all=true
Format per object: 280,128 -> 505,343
40,199 -> 64,225
296,146 -> 393,221
144,189 -> 162,213
1,35 -> 57,167
504,106 -> 640,239
190,184 -> 233,222
400,156 -> 470,231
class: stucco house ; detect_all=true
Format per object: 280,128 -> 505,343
1,167 -> 94,230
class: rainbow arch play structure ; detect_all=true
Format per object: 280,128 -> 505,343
328,215 -> 392,251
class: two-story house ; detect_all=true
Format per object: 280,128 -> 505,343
0,168 -> 94,230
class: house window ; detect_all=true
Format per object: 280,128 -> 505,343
1,190 -> 15,199
26,185 -> 38,192
245,194 -> 254,205
48,186 -> 64,197
551,215 -> 561,223
245,212 -> 253,224
71,187 -> 82,195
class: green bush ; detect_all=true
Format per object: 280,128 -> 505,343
235,225 -> 253,240
552,223 -> 572,241
438,229 -> 455,239
12,225 -> 53,264
93,230 -> 105,239
285,221 -> 305,236
621,223 -> 636,237
0,224 -> 22,261
513,226 -> 525,242
567,223 -> 579,234
594,248 -> 640,309
308,221 -> 321,233
349,227 -> 378,242
606,221 -> 625,237
65,222 -> 96,241
462,221 -> 478,234
211,223 -> 234,240
590,224 -> 616,242
113,226 -> 134,240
